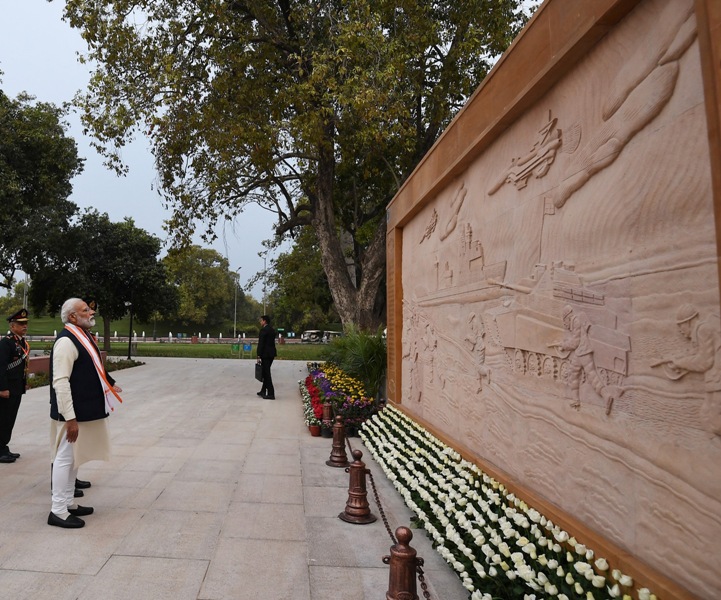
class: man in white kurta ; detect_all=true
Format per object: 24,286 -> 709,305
49,298 -> 122,528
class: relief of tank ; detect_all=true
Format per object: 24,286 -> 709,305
488,262 -> 629,386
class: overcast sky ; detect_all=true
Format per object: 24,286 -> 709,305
0,0 -> 282,299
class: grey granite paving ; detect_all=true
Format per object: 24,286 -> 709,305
0,357 -> 468,600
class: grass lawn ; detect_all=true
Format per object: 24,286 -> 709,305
29,340 -> 331,361
19,315 -> 260,339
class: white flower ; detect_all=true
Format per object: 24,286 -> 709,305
575,544 -> 587,555
611,569 -> 634,586
591,575 -> 606,588
607,584 -> 621,597
544,582 -> 558,596
638,589 -> 651,600
516,564 -> 535,581
574,562 -> 592,575
594,558 -> 608,571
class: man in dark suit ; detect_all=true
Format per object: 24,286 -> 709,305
256,315 -> 277,399
0,308 -> 30,463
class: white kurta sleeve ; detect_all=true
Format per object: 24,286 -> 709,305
52,336 -> 79,421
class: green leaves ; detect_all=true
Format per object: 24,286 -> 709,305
0,90 -> 82,289
63,0 -> 531,328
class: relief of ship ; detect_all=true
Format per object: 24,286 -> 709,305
418,224 -> 508,307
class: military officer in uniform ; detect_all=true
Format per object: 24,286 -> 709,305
0,308 -> 30,463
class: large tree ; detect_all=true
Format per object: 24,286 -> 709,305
266,226 -> 339,333
64,0 -> 529,329
29,210 -> 178,350
0,89 -> 83,290
163,245 -> 234,330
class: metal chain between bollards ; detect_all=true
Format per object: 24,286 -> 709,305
345,434 -> 434,600
416,560 -> 432,600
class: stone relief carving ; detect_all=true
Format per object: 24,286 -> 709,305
418,196 -> 506,302
404,305 -> 437,404
487,262 -> 629,415
463,312 -> 491,392
488,111 -> 570,195
419,208 -> 438,244
654,303 -> 721,435
552,7 -> 696,209
439,182 -> 467,241
550,305 -> 625,414
403,300 -> 493,404
396,1 -> 721,595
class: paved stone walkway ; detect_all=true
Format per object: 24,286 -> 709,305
0,357 -> 467,600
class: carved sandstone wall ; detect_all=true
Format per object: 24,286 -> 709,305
386,0 -> 721,597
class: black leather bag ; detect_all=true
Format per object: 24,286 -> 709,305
254,361 -> 263,382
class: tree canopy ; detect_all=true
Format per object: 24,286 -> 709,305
29,210 -> 178,349
163,245 -> 235,329
266,226 -> 339,333
64,0 -> 530,329
0,89 -> 83,290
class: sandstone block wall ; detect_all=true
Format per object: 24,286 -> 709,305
386,0 -> 721,597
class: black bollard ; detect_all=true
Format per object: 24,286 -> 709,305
338,449 -> 377,524
383,526 -> 419,600
326,415 -> 349,467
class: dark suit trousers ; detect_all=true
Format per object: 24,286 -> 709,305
260,357 -> 275,396
0,394 -> 22,453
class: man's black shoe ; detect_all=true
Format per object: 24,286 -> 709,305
68,505 -> 94,517
0,454 -> 16,463
47,512 -> 85,528
75,478 -> 91,489
8,451 -> 20,459
256,391 -> 264,397
265,395 -> 276,400
74,489 -> 84,498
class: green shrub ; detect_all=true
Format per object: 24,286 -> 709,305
324,325 -> 386,399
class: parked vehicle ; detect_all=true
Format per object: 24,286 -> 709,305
301,330 -> 323,343
322,331 -> 343,343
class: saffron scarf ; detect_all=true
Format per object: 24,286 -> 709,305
64,324 -> 123,413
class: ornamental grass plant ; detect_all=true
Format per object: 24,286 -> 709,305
324,325 -> 386,399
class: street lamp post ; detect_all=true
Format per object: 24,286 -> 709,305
263,255 -> 267,315
233,267 -> 242,339
124,300 -> 133,360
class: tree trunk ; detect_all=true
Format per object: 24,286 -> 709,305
101,316 -> 112,352
313,138 -> 386,331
